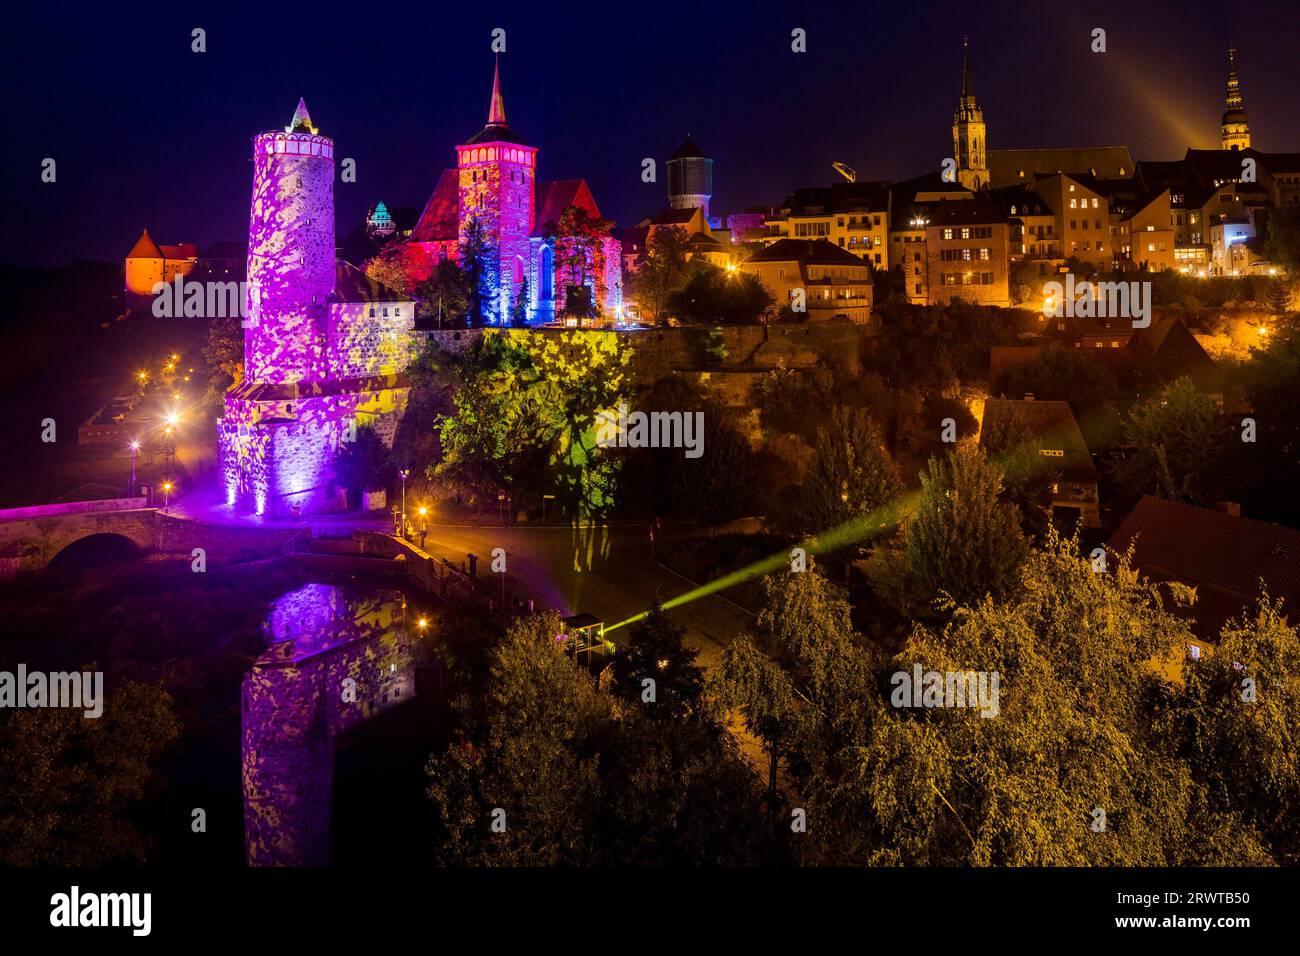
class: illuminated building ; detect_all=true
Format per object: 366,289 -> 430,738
923,195 -> 1011,307
124,228 -> 197,307
410,59 -> 622,325
952,37 -> 988,191
366,201 -> 396,238
218,99 -> 415,517
739,237 -> 873,323
666,134 -> 713,222
768,182 -> 891,268
1221,45 -> 1251,151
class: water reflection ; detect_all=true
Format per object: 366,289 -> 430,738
241,581 -> 431,866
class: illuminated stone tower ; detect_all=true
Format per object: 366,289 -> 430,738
667,134 -> 713,220
245,98 -> 335,383
952,37 -> 987,191
219,100 -> 415,516
1221,44 -> 1251,151
456,58 -> 536,324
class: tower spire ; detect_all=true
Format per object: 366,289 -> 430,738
1221,43 -> 1251,150
288,97 -> 317,135
961,35 -> 974,102
487,56 -> 506,127
1225,44 -> 1244,111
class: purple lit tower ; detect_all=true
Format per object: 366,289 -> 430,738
219,100 -> 414,516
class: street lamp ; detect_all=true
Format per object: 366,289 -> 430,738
417,505 -> 428,549
399,469 -> 410,537
128,440 -> 139,497
162,480 -> 174,513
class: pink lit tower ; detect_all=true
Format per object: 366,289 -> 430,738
219,100 -> 415,516
456,58 -> 536,323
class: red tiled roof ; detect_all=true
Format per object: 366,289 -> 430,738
533,179 -> 602,236
1108,496 -> 1300,639
126,228 -> 162,259
411,169 -> 460,242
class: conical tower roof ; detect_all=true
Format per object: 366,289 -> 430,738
463,59 -> 531,146
288,97 -> 318,134
670,134 -> 708,160
127,227 -> 163,259
488,56 -> 506,126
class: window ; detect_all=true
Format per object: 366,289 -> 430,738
1070,199 -> 1077,209
942,228 -> 954,239
1092,198 -> 1099,208
960,227 -> 971,239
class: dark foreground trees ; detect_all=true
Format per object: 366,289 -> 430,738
425,531 -> 1299,865
425,610 -> 771,865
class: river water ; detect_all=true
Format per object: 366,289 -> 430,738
240,580 -> 437,866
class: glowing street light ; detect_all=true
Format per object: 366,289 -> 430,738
399,469 -> 410,537
417,505 -> 428,549
162,480 -> 174,513
128,440 -> 139,497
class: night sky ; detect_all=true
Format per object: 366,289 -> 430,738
2,0 -> 1297,267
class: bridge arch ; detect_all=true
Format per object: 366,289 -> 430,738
48,532 -> 144,570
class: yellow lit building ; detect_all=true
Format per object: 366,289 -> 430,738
739,238 -> 873,323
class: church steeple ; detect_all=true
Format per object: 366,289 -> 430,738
952,36 -> 987,190
960,36 -> 975,105
487,56 -> 506,127
1221,44 -> 1251,151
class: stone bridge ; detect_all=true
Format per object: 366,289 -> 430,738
0,498 -> 300,576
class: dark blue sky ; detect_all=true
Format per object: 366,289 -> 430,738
3,0 -> 1298,266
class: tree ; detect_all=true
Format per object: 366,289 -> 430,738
1239,321 -> 1300,524
426,611 -> 612,865
720,564 -> 876,816
1110,376 -> 1230,507
824,533 -> 1272,866
364,237 -> 434,296
610,602 -> 704,720
432,329 -> 630,518
333,422 -> 395,502
414,259 -> 472,327
201,313 -> 243,409
1263,205 -> 1300,276
636,226 -> 690,324
460,214 -> 498,326
1152,597 -> 1300,863
668,265 -> 774,325
998,343 -> 1119,415
794,405 -> 901,535
1266,278 -> 1293,316
0,681 -> 181,865
980,405 -> 1059,536
905,446 -> 1027,607
666,410 -> 770,525
1009,259 -> 1041,305
509,276 -> 530,328
427,610 -> 768,864
551,206 -> 614,311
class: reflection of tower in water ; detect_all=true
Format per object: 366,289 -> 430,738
240,582 -> 427,866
